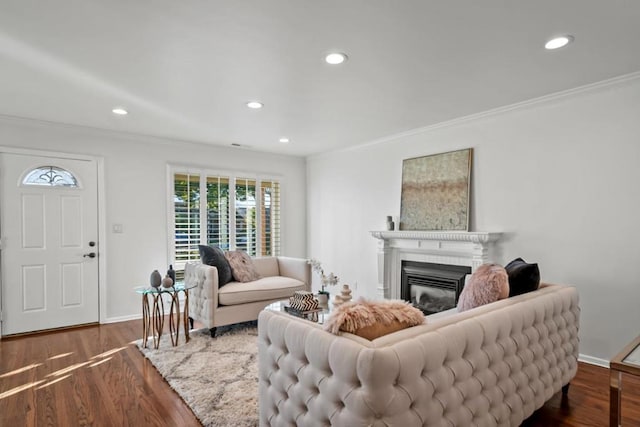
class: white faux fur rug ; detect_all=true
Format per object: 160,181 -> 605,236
137,325 -> 259,427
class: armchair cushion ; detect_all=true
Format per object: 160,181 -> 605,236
198,245 -> 232,286
218,276 -> 307,305
251,257 -> 280,277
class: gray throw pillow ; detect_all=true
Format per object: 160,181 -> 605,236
224,250 -> 261,282
198,245 -> 233,286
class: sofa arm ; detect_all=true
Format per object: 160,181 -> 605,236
276,257 -> 311,291
185,262 -> 219,329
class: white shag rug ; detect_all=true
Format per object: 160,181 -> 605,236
137,324 -> 259,427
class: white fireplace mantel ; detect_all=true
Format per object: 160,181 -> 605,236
370,230 -> 502,299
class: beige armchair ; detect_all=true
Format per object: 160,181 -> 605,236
186,256 -> 310,336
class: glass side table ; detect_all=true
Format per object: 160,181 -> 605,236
134,283 -> 196,349
610,335 -> 640,426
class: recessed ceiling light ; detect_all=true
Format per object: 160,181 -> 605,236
545,35 -> 574,50
112,108 -> 128,115
246,101 -> 263,109
279,137 -> 290,144
325,52 -> 348,65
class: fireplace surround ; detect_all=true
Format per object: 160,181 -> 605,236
370,230 -> 502,300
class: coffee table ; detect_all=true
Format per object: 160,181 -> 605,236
265,298 -> 334,324
134,283 -> 196,349
610,335 -> 640,426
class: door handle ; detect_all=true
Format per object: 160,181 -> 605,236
83,252 -> 97,258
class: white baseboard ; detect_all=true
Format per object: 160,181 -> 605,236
102,314 -> 141,324
578,353 -> 609,368
101,302 -> 187,324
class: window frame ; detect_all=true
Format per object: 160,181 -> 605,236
21,165 -> 81,188
166,164 -> 283,273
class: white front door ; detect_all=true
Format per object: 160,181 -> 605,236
0,153 -> 99,335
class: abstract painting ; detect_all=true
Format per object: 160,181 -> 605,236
400,148 -> 472,231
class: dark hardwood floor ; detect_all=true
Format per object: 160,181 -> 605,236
1,320 -> 639,426
0,320 -> 200,426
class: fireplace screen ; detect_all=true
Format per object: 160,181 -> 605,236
410,284 -> 456,315
401,261 -> 471,315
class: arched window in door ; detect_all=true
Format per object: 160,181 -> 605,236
22,166 -> 79,188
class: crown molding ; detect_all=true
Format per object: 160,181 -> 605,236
310,70 -> 640,158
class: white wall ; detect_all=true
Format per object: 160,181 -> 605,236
0,118 -> 307,322
307,75 -> 640,362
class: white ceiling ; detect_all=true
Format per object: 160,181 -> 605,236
1,1 -> 639,157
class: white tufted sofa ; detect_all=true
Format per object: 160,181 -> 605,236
258,283 -> 580,426
186,256 -> 311,337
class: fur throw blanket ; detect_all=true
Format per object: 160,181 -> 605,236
324,298 -> 425,340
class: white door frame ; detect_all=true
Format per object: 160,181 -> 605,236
0,146 -> 107,337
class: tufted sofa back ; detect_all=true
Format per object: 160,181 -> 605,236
258,283 -> 580,427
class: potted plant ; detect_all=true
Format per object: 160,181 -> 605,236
308,259 -> 338,304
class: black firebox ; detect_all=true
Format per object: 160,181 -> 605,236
401,261 -> 471,315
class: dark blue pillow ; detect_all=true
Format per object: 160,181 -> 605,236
198,245 -> 233,286
505,257 -> 540,297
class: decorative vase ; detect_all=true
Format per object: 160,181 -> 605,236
316,292 -> 329,305
162,275 -> 174,288
150,270 -> 162,288
386,216 -> 395,231
167,265 -> 176,284
340,284 -> 352,303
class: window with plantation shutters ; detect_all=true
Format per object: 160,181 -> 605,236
260,180 -> 280,256
169,167 -> 281,277
173,173 -> 201,271
235,178 -> 257,256
206,176 -> 230,250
